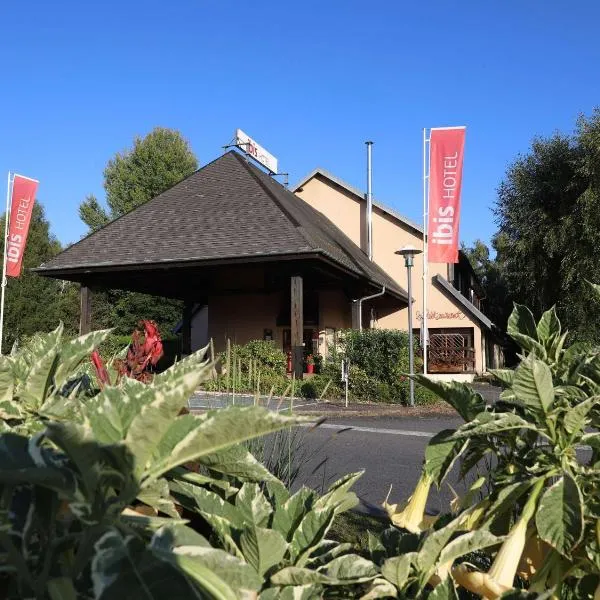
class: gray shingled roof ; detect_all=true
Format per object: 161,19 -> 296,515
37,151 -> 407,301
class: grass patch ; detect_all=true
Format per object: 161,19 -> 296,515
329,510 -> 389,556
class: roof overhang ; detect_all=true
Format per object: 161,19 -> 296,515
35,251 -> 408,305
432,274 -> 494,331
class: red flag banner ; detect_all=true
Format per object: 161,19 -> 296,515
6,175 -> 39,278
427,127 -> 466,263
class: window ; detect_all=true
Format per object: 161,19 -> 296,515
427,327 -> 475,373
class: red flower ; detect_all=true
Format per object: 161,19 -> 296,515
91,350 -> 110,387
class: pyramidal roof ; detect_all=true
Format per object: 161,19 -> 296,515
37,151 -> 407,300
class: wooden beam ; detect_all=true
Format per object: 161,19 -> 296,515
182,301 -> 193,356
290,275 -> 304,379
79,286 -> 91,335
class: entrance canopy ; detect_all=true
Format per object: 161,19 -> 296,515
36,151 -> 408,373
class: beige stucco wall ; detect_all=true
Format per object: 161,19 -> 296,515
208,292 -> 280,352
296,176 -> 485,374
208,288 -> 354,362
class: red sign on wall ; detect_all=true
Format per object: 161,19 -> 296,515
6,175 -> 39,278
428,127 -> 466,264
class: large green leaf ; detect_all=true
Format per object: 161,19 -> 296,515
314,471 -> 362,514
198,445 -> 279,482
260,584 -> 323,599
424,430 -> 466,486
513,357 -> 554,413
563,396 -> 600,436
126,371 -> 206,479
272,487 -> 316,541
381,554 -> 414,589
158,545 -> 262,600
536,307 -> 561,344
0,358 -> 15,404
144,406 -> 312,484
428,576 -> 459,600
324,554 -> 378,582
0,399 -> 23,420
438,530 -> 500,566
450,412 -> 544,440
85,386 -> 154,444
0,432 -> 75,493
53,329 -> 112,391
235,483 -> 272,527
151,345 -> 211,386
508,304 -> 538,341
136,477 -> 179,518
410,375 -> 486,421
489,369 -> 515,388
19,325 -> 62,409
91,530 -> 206,600
290,507 -> 335,567
270,567 -> 330,586
361,578 -> 399,599
169,479 -> 245,528
535,474 -> 584,556
150,523 -> 211,551
483,481 -> 536,528
240,526 -> 287,576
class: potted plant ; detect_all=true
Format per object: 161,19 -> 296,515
306,354 -> 315,374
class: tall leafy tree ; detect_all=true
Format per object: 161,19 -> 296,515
494,109 -> 600,341
79,127 -> 198,230
79,128 -> 199,335
461,238 -> 512,332
0,203 -> 79,348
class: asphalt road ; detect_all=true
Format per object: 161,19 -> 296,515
192,384 -> 501,513
292,414 -> 467,513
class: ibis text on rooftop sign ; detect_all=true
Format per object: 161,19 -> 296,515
235,129 -> 278,174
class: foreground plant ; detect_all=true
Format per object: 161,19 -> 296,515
0,328 -> 321,598
376,290 -> 600,598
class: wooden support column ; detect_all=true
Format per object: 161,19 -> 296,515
79,285 -> 91,335
291,275 -> 303,380
182,301 -> 193,356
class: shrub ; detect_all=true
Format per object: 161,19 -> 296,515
341,328 -> 416,386
300,374 -> 341,400
413,382 -> 439,405
230,339 -> 287,375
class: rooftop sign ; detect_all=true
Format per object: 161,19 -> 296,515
235,129 -> 278,174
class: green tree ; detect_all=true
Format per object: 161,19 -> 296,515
79,127 -> 198,230
0,203 -> 79,348
461,238 -> 513,331
78,128 -> 199,336
493,108 -> 600,341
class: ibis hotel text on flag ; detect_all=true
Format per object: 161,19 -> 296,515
428,127 -> 466,264
6,175 -> 39,278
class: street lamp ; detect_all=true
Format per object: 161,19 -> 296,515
395,246 -> 423,407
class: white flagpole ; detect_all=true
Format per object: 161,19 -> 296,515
422,129 -> 429,375
0,172 -> 11,355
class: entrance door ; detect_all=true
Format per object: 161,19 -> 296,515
283,328 -> 317,370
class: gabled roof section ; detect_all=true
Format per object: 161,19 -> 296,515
433,274 -> 494,330
37,151 -> 407,301
293,167 -> 423,235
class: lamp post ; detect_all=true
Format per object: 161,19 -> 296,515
395,246 -> 423,407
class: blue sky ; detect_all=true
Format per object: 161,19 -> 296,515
1,0 -> 599,249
